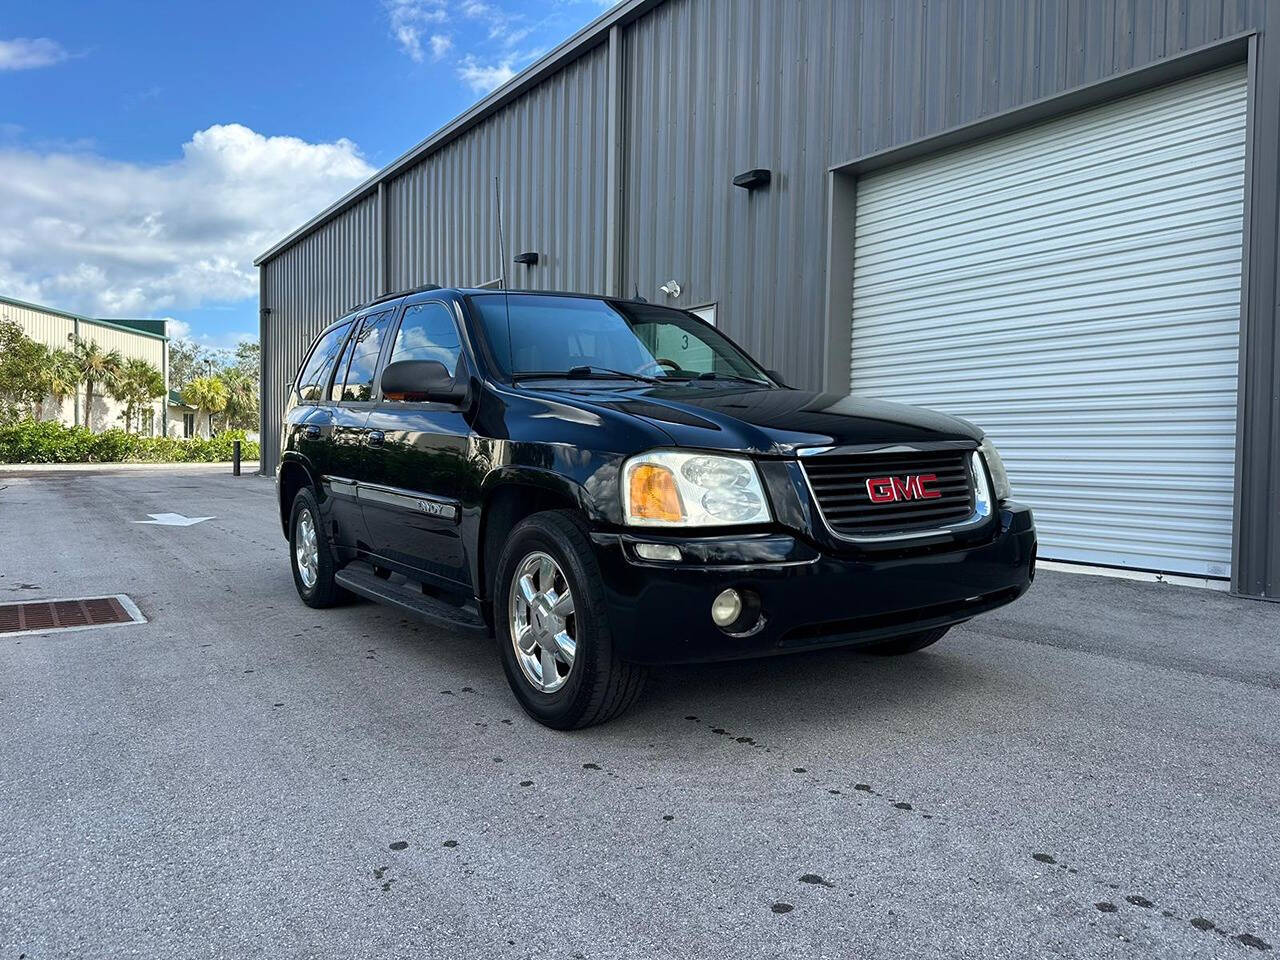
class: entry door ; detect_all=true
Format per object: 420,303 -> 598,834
326,308 -> 397,550
848,65 -> 1246,578
359,300 -> 475,588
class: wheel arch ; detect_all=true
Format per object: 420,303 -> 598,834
475,469 -> 588,604
277,455 -> 318,538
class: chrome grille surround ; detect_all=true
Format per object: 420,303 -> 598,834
798,445 -> 992,543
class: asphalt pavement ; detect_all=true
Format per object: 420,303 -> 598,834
1,465 -> 1277,959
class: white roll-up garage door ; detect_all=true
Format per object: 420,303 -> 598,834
849,65 -> 1247,578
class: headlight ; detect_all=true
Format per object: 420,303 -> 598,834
979,436 -> 1011,501
622,451 -> 771,526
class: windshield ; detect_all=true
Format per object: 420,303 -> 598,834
467,294 -> 772,384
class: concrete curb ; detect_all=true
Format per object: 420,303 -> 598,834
0,461 -> 263,474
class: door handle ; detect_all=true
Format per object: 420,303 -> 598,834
366,430 -> 385,448
303,424 -> 321,440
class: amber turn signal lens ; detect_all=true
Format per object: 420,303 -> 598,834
628,464 -> 684,522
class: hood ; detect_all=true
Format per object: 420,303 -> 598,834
527,383 -> 982,455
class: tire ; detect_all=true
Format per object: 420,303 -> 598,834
288,486 -> 346,608
494,510 -> 647,729
862,626 -> 950,656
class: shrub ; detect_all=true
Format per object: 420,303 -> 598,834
0,418 -> 260,464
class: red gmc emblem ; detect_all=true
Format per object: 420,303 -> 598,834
865,474 -> 942,504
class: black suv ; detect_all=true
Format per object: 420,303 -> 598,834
277,287 -> 1035,728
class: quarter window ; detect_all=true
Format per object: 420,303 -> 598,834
295,321 -> 352,403
389,303 -> 463,372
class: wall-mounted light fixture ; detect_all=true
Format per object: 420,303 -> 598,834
514,251 -> 539,266
659,280 -> 682,299
732,168 -> 772,191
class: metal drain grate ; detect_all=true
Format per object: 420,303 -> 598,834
0,595 -> 146,637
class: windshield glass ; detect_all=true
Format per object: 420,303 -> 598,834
467,294 -> 771,384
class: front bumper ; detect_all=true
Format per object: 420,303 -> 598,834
589,503 -> 1036,664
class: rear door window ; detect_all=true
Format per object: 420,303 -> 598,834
333,310 -> 395,402
295,322 -> 352,403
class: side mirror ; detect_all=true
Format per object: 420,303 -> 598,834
766,369 -> 789,388
380,359 -> 468,404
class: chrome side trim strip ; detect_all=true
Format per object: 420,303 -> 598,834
799,451 -> 993,544
356,482 -> 460,522
326,476 -> 358,497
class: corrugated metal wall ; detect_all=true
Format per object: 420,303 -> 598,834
386,45 -> 610,293
260,194 -> 379,471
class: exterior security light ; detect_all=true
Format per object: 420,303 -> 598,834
732,168 -> 771,191
659,280 -> 682,298
514,251 -> 539,266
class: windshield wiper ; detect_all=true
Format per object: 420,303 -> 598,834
513,367 -> 660,384
693,371 -> 771,385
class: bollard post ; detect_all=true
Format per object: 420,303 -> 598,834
233,439 -> 241,476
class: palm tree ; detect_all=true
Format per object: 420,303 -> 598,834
182,376 -> 228,437
40,348 -> 81,421
110,358 -> 165,434
219,369 -> 258,431
72,338 -> 123,432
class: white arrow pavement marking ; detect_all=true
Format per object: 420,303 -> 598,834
133,513 -> 215,526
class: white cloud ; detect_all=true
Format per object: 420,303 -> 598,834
457,53 -> 519,93
0,37 -> 69,71
429,33 -> 453,58
386,0 -> 448,61
0,123 -> 375,318
164,317 -> 191,338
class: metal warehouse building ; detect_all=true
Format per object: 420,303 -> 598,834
256,0 -> 1280,601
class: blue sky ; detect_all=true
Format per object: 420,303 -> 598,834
0,0 -> 610,347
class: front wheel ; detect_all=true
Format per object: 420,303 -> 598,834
494,511 -> 647,729
862,626 -> 950,656
289,487 -> 345,608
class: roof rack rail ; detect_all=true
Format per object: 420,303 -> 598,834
352,283 -> 443,313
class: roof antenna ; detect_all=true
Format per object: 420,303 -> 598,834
632,281 -> 647,303
495,175 -> 514,371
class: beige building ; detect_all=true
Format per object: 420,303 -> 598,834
1,294 -> 170,435
166,389 -> 211,439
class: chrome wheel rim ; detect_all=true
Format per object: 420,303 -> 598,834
295,509 -> 319,590
509,551 -> 576,693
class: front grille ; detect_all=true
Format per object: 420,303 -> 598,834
801,449 -> 975,538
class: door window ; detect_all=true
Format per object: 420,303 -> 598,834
295,321 -> 353,402
333,310 -> 394,402
389,302 -> 463,373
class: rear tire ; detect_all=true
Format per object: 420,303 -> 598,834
289,487 -> 345,608
863,626 -> 950,656
494,511 -> 647,729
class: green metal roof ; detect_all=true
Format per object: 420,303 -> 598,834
0,294 -> 169,341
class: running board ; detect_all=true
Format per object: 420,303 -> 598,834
335,561 -> 487,634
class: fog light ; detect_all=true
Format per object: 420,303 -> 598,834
711,588 -> 743,627
636,542 -> 682,562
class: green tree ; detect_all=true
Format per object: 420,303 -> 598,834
182,376 -> 228,437
168,338 -> 214,391
0,319 -> 49,423
218,368 -> 258,431
40,348 -> 81,421
231,340 -> 260,379
72,338 -> 124,432
110,358 -> 165,434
